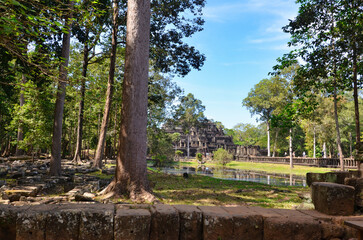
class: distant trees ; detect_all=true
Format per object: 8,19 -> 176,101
240,66 -> 361,159
173,93 -> 206,158
242,74 -> 290,157
272,0 -> 362,170
225,123 -> 265,147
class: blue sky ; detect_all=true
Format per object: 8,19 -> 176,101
174,0 -> 299,129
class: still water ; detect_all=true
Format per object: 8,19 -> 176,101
151,165 -> 307,187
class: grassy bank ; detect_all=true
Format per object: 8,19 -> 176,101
148,170 -> 311,209
178,160 -> 336,176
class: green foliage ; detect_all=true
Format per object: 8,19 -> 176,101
196,152 -> 203,162
0,0 -> 207,158
225,123 -> 265,146
212,148 -> 233,166
175,150 -> 183,156
173,93 -> 206,133
242,76 -> 290,123
8,79 -> 53,152
148,129 -> 174,167
150,0 -> 206,76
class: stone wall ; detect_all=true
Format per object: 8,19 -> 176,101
235,156 -> 357,168
0,203 -> 361,240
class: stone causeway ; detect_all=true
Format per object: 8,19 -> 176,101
1,203 -> 362,240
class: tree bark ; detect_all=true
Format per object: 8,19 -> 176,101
267,120 -> 271,157
15,74 -> 25,156
113,103 -> 118,159
313,126 -> 316,158
323,142 -> 327,158
102,0 -> 154,202
50,7 -> 72,176
73,31 -> 89,164
352,45 -> 362,174
349,132 -> 353,158
93,0 -> 118,168
187,133 -> 190,158
272,128 -> 279,157
333,79 -> 344,170
289,128 -> 293,169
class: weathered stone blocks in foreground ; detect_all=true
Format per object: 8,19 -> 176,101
114,206 -> 151,240
79,204 -> 114,240
199,206 -> 234,240
173,205 -> 203,240
0,203 -> 361,240
150,204 -> 179,240
311,182 -> 355,216
264,217 -> 322,240
223,206 -> 263,240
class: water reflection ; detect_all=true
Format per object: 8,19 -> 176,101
151,165 -> 306,187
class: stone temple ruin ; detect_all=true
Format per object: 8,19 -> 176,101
164,120 -> 266,157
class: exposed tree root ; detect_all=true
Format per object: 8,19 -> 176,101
100,180 -> 157,203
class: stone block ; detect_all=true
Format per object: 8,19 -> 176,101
5,186 -> 40,197
16,205 -> 55,240
320,222 -> 345,239
223,206 -> 263,240
45,204 -> 82,240
114,208 -> 151,240
264,216 -> 322,240
79,204 -> 114,240
150,204 -> 179,240
198,206 -> 233,240
174,205 -> 203,240
0,205 -> 27,240
311,182 -> 355,216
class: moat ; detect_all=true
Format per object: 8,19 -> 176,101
150,165 -> 307,187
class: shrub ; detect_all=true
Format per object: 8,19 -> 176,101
213,148 -> 233,166
196,152 -> 203,162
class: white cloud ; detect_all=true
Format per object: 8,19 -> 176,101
249,34 -> 289,44
204,0 -> 297,23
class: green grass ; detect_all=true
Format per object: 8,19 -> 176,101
148,171 -> 311,209
86,170 -> 114,180
81,160 -> 330,208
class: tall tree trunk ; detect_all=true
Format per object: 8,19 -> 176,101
50,7 -> 72,176
93,0 -> 118,168
267,120 -> 270,157
349,132 -> 353,158
331,30 -> 344,170
323,142 -> 327,158
333,79 -> 344,170
187,133 -> 190,158
272,128 -> 279,157
352,46 -> 362,174
15,74 -> 25,156
113,104 -> 118,159
102,0 -> 154,202
289,128 -> 293,169
73,31 -> 89,164
313,126 -> 316,158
